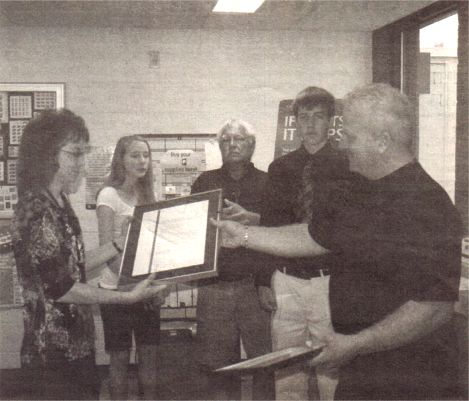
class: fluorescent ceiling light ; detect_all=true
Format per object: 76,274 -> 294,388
212,0 -> 265,13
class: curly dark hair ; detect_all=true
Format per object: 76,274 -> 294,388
292,86 -> 335,119
17,109 -> 90,196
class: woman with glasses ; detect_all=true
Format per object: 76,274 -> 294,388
11,109 -> 166,400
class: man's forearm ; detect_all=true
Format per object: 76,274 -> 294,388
351,300 -> 454,356
246,223 -> 328,258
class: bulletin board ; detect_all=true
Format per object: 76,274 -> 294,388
0,83 -> 64,307
273,99 -> 344,159
0,83 -> 65,219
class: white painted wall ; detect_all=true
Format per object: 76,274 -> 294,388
0,25 -> 371,368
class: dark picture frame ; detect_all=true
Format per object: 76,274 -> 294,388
119,189 -> 222,284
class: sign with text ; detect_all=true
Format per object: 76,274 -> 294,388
273,99 -> 343,159
159,149 -> 206,198
160,149 -> 204,174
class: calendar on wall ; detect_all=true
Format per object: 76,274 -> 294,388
0,83 -> 64,307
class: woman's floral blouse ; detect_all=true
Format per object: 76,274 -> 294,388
11,190 -> 95,368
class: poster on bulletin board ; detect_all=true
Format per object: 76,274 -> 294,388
0,83 -> 65,219
0,83 -> 64,307
273,99 -> 343,160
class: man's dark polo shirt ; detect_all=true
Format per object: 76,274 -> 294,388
309,161 -> 462,399
191,162 -> 267,280
257,142 -> 350,287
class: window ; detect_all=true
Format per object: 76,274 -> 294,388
372,1 -> 468,233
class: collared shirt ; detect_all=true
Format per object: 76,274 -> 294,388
257,142 -> 350,286
191,162 -> 267,279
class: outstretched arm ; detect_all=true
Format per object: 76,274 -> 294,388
57,273 -> 168,305
211,219 -> 328,258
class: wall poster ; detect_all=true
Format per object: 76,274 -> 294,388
0,83 -> 64,307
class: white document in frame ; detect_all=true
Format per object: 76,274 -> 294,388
132,200 -> 209,276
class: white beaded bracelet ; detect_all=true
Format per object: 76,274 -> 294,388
243,225 -> 249,248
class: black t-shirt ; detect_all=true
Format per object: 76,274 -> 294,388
308,161 -> 462,334
308,161 -> 462,399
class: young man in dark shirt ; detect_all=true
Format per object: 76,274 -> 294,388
257,86 -> 348,400
191,119 -> 274,400
213,84 -> 462,400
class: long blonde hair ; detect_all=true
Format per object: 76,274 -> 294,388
99,135 -> 156,205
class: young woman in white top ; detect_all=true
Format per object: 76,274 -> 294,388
97,135 -> 166,400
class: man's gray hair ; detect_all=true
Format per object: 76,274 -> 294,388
343,83 -> 415,150
218,119 -> 256,147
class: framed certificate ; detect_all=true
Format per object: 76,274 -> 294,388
119,189 -> 222,284
215,346 -> 323,374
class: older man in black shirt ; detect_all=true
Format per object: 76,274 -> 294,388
213,84 -> 462,400
191,119 -> 274,401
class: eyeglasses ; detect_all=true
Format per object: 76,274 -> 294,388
219,136 -> 248,145
60,148 -> 91,159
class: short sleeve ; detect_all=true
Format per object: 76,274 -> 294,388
96,187 -> 120,212
396,198 -> 462,302
307,180 -> 345,252
13,195 -> 75,301
309,186 -> 462,303
33,212 -> 77,300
